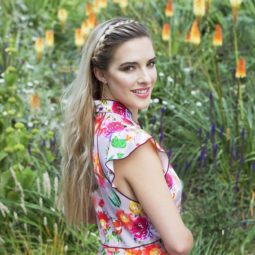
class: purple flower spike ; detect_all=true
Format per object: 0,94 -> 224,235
235,147 -> 239,160
159,132 -> 164,144
209,92 -> 214,103
161,106 -> 167,114
211,123 -> 216,136
184,161 -> 190,170
213,143 -> 218,157
241,128 -> 245,141
167,148 -> 172,159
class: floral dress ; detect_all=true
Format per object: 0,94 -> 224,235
92,99 -> 183,255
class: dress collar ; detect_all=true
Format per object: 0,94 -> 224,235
94,99 -> 134,121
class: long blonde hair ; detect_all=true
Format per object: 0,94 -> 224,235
59,17 -> 150,226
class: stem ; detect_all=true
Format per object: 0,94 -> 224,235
232,20 -> 240,135
213,48 -> 226,126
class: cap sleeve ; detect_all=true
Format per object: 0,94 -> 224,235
100,123 -> 170,188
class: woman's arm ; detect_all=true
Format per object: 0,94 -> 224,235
114,140 -> 193,255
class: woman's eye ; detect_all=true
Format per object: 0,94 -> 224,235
148,61 -> 156,68
123,66 -> 135,72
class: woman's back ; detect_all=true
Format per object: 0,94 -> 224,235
92,99 -> 183,254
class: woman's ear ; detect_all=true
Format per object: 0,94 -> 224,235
93,67 -> 107,84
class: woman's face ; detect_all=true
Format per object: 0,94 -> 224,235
96,36 -> 157,119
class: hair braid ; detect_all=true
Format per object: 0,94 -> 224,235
92,19 -> 138,60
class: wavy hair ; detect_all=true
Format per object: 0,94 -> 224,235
59,17 -> 150,226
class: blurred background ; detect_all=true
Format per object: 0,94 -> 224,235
0,0 -> 255,254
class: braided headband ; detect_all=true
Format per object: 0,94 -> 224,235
93,19 -> 138,58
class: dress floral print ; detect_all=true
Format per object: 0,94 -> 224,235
92,99 -> 183,255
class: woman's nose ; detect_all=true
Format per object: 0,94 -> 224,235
138,69 -> 152,84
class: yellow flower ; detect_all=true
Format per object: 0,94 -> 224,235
81,20 -> 90,37
34,37 -> 44,61
230,0 -> 242,8
93,0 -> 101,13
193,0 -> 205,18
99,0 -> 107,8
57,8 -> 68,27
119,0 -> 128,8
75,28 -> 84,48
230,0 -> 242,23
129,201 -> 142,215
45,30 -> 54,47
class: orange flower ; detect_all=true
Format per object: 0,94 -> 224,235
116,210 -> 132,229
75,28 -> 84,48
57,8 -> 68,26
45,30 -> 54,47
85,3 -> 93,15
162,24 -> 170,41
190,20 -> 201,45
213,24 -> 223,47
34,37 -> 44,61
235,57 -> 246,78
125,249 -> 142,255
81,20 -> 90,36
88,13 -> 96,29
193,0 -> 205,17
30,93 -> 40,109
143,243 -> 166,255
165,0 -> 174,17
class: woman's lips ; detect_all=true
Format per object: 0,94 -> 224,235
131,87 -> 150,98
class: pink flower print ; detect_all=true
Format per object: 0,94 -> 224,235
112,101 -> 126,116
98,199 -> 104,208
130,216 -> 149,240
165,171 -> 173,188
103,122 -> 124,138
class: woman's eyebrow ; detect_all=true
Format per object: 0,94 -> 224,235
119,56 -> 157,67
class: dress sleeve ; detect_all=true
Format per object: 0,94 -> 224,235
99,122 -> 170,188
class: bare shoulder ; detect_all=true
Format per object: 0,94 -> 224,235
114,139 -> 193,255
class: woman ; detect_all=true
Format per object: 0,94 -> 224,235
60,17 -> 193,255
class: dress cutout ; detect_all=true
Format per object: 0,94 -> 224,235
92,99 -> 183,255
